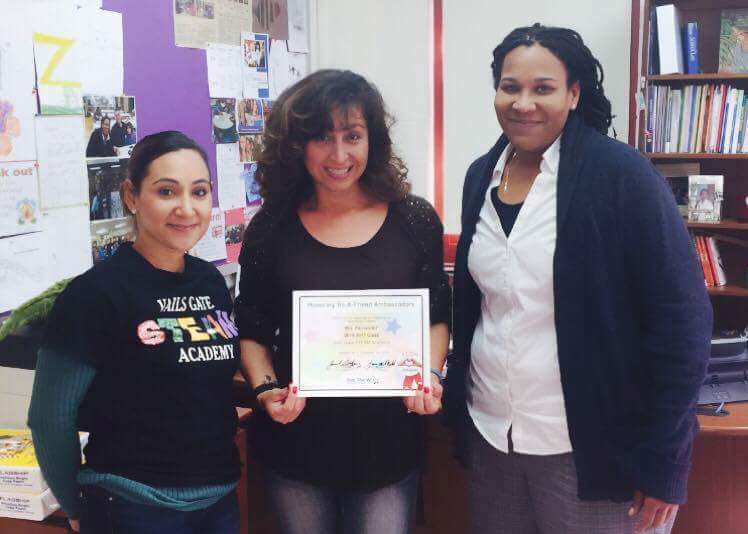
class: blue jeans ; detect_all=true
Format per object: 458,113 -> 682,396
79,485 -> 239,534
264,468 -> 419,534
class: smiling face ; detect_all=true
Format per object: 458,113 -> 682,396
125,149 -> 212,256
101,117 -> 111,137
303,106 -> 369,197
494,43 -> 580,154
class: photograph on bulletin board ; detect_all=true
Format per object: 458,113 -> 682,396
239,133 -> 263,162
241,32 -> 270,99
87,157 -> 129,221
211,98 -> 239,144
90,217 -> 134,264
242,162 -> 262,205
83,95 -> 137,159
237,98 -> 264,133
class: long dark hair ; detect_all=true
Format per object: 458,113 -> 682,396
257,69 -> 409,213
491,24 -> 613,135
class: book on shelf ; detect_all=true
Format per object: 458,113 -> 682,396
645,83 -> 748,154
719,9 -> 748,73
656,4 -> 685,74
695,235 -> 715,287
685,22 -> 700,74
706,236 -> 728,287
656,162 -> 700,217
688,175 -> 724,223
648,6 -> 660,76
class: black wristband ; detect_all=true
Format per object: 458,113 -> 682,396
253,381 -> 280,398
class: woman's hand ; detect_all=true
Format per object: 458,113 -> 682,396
68,518 -> 80,532
403,381 -> 443,415
257,383 -> 306,424
629,490 -> 678,533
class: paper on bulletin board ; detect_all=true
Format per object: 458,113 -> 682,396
35,115 -> 88,209
78,8 -> 124,96
268,40 -> 307,98
0,231 -> 50,314
252,0 -> 289,40
224,207 -> 245,263
41,206 -> 93,283
31,2 -> 84,115
207,43 -> 243,98
0,162 -> 40,238
241,32 -> 270,98
287,0 -> 309,53
216,143 -> 246,210
174,0 -> 253,50
0,3 -> 38,163
190,207 -> 227,262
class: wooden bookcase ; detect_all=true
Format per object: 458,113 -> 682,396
632,0 -> 748,330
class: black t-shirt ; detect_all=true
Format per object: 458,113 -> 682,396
235,195 -> 452,491
43,243 -> 240,487
490,186 -> 524,237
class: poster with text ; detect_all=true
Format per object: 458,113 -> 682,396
0,162 -> 40,238
241,32 -> 270,99
224,206 -> 245,262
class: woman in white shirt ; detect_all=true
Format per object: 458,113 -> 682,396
446,24 -> 711,534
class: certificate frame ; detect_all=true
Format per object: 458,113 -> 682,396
292,289 -> 431,397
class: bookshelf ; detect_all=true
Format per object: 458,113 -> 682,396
632,0 -> 748,331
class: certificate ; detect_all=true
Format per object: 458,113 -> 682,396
292,289 -> 431,397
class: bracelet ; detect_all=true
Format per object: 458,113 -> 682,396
253,381 -> 280,398
430,368 -> 445,384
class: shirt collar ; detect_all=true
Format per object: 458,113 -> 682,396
491,134 -> 562,183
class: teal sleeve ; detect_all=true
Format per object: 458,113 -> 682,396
27,348 -> 96,519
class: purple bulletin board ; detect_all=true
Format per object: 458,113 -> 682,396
101,0 -> 220,204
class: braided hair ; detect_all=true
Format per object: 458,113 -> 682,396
491,23 -> 613,135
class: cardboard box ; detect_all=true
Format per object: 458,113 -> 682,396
0,487 -> 59,521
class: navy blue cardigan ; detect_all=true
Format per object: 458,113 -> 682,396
445,114 -> 712,504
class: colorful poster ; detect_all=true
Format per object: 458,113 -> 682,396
90,217 -> 134,264
0,162 -> 40,238
241,32 -> 270,99
239,133 -> 263,162
237,98 -> 264,133
292,289 -> 431,397
242,162 -> 262,205
0,4 -> 38,162
87,158 -> 128,221
32,2 -> 84,115
224,206 -> 245,262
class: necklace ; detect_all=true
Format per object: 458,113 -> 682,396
502,150 -> 518,193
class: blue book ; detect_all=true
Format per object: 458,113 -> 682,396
685,22 -> 700,74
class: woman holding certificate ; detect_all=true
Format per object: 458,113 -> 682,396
445,25 -> 712,534
235,70 -> 451,534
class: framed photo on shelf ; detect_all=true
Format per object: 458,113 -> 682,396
688,175 -> 724,223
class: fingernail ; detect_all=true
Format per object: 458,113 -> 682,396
424,386 -> 430,394
628,508 -> 634,516
292,386 -> 298,394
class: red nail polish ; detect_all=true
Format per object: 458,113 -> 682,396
292,386 -> 298,394
424,387 -> 430,394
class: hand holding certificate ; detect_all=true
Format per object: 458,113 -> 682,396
292,289 -> 431,397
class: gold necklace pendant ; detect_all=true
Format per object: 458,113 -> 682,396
503,150 -> 517,193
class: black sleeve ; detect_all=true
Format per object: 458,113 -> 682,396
41,275 -> 114,367
399,195 -> 452,329
234,208 -> 279,347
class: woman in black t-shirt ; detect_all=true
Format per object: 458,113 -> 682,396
235,70 -> 451,534
29,131 -> 241,534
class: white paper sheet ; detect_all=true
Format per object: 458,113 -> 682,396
35,115 -> 88,209
207,43 -> 243,98
0,162 -> 40,238
78,8 -> 124,96
287,0 -> 309,53
41,206 -> 93,282
31,1 -> 84,115
190,207 -> 227,262
215,0 -> 253,46
0,3 -> 38,162
0,232 -> 49,314
216,143 -> 246,210
241,32 -> 270,98
268,40 -> 307,98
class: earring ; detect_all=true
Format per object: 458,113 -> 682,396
131,208 -> 137,214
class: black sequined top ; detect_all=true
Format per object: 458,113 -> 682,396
235,194 -> 451,490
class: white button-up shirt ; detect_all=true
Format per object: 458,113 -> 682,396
466,136 -> 572,455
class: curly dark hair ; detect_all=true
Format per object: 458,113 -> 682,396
257,69 -> 409,212
491,24 -> 613,135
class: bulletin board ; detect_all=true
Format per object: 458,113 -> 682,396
0,0 -> 311,316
